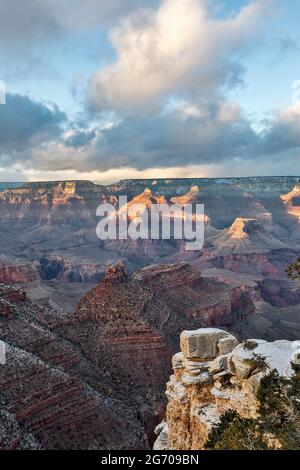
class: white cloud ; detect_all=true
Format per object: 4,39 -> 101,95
4,156 -> 300,185
90,0 -> 273,111
0,165 -> 212,185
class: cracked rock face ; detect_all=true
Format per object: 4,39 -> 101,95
153,422 -> 169,450
155,327 -> 299,450
180,328 -> 238,360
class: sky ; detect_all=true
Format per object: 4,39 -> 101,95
0,0 -> 300,183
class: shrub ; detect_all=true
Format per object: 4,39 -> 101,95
243,340 -> 258,351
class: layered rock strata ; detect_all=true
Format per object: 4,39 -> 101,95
0,283 -> 146,450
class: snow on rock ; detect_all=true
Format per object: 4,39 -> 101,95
155,327 -> 300,450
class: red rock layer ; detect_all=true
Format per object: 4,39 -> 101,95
63,262 -> 173,409
0,261 -> 40,284
0,261 -> 255,449
64,262 -> 254,384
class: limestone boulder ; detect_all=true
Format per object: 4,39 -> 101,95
153,422 -> 168,450
182,372 -> 212,386
227,339 -> 295,379
183,358 -> 211,375
210,354 -> 228,375
218,336 -> 239,356
244,371 -> 266,395
180,328 -> 238,360
172,352 -> 184,370
227,345 -> 259,379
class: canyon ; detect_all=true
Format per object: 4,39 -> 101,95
0,262 -> 256,449
0,283 -> 147,449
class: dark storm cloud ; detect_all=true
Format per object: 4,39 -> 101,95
74,100 -> 300,173
0,94 -> 66,155
86,101 -> 259,171
261,108 -> 300,155
2,93 -> 300,174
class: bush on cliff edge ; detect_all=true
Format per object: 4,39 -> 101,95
205,370 -> 300,450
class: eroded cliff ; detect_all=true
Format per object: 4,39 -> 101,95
0,283 -> 147,450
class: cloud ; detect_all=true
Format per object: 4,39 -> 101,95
278,35 -> 300,55
2,93 -> 300,181
4,0 -> 300,182
6,98 -> 257,173
262,103 -> 300,154
0,94 -> 66,163
0,0 -> 156,49
2,157 -> 300,186
64,128 -> 96,148
90,0 -> 273,111
86,99 -> 258,170
0,0 -> 157,83
0,164 -> 214,185
271,35 -> 300,64
59,0 -> 157,30
0,0 -> 60,46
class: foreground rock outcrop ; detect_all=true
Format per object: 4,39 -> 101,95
155,328 -> 300,450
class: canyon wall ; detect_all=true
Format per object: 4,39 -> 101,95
1,177 -> 300,317
0,260 -> 257,449
0,283 -> 147,450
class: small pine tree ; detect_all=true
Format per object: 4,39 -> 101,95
286,257 -> 300,281
205,370 -> 300,450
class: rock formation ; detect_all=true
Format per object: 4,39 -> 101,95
203,217 -> 294,257
65,263 -> 259,440
2,176 -> 300,449
281,182 -> 300,220
0,283 -> 147,450
1,260 -> 252,450
0,257 -> 40,285
154,327 -> 300,450
170,185 -> 202,205
1,177 -> 300,319
119,187 -> 168,219
1,179 -> 300,365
